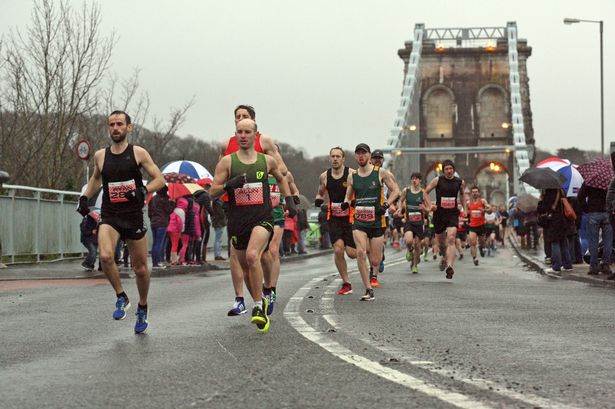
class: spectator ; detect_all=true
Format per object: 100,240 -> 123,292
167,197 -> 187,265
498,205 -> 509,247
538,188 -> 573,273
187,198 -> 202,265
80,210 -> 100,271
147,186 -> 174,269
211,197 -> 227,260
522,208 -> 539,250
578,182 -> 612,275
180,197 -> 196,265
318,204 -> 331,249
567,195 -> 584,264
283,212 -> 298,256
194,189 -> 214,263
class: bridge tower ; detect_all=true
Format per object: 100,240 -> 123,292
385,22 -> 537,203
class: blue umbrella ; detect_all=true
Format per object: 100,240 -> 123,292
161,160 -> 212,180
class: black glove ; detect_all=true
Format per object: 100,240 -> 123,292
293,195 -> 301,205
314,198 -> 324,208
375,203 -> 389,216
285,196 -> 297,218
77,195 -> 89,216
126,186 -> 148,203
340,201 -> 350,211
224,173 -> 246,192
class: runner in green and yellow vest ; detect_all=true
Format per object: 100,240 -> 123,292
341,143 -> 400,301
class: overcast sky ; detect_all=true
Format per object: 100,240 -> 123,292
1,0 -> 613,157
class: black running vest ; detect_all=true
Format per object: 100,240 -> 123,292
435,176 -> 463,212
326,167 -> 350,221
101,144 -> 145,216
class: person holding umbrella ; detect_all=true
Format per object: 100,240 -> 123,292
78,111 -> 165,334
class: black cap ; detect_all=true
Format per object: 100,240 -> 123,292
371,149 -> 384,159
354,143 -> 370,153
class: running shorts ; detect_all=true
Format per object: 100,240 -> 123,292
456,230 -> 468,241
100,212 -> 147,241
328,217 -> 356,248
469,225 -> 486,237
403,223 -> 424,240
229,219 -> 274,250
433,209 -> 460,235
352,225 -> 384,239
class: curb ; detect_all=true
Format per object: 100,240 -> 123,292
508,236 -> 615,288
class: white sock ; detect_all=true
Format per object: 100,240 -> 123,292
254,300 -> 263,309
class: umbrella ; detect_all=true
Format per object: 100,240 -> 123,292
577,159 -> 614,190
162,172 -> 204,201
537,160 -> 583,197
161,160 -> 212,180
519,167 -> 566,190
516,194 -> 539,213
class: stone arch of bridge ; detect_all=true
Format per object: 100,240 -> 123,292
421,85 -> 456,139
476,84 -> 509,139
473,161 -> 510,205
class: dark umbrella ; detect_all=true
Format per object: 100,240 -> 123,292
516,194 -> 539,213
577,159 -> 613,190
519,167 -> 566,190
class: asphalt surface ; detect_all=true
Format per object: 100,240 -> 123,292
1,245 -> 615,409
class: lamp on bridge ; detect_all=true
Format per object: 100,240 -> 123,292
501,122 -> 510,129
564,17 -> 604,156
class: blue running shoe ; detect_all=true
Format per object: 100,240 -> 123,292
113,296 -> 130,320
266,290 -> 276,315
379,260 -> 385,273
227,297 -> 247,316
134,305 -> 148,334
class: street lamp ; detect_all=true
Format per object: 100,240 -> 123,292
564,17 -> 604,156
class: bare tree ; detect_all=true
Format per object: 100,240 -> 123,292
0,0 -> 115,189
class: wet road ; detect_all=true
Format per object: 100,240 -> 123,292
1,247 -> 614,408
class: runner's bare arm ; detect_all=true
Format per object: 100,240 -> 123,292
209,156 -> 232,198
381,169 -> 400,210
134,146 -> 165,193
343,172 -> 355,204
286,171 -> 300,196
397,187 -> 407,216
459,180 -> 468,215
315,171 -> 327,200
267,155 -> 291,197
422,189 -> 432,211
260,134 -> 288,176
424,177 -> 439,210
81,149 -> 105,199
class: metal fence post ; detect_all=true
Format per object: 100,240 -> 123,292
35,191 -> 41,262
59,193 -> 64,259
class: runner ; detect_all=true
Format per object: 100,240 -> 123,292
221,105 -> 291,317
369,149 -> 388,274
484,205 -> 498,256
314,146 -> 357,295
342,143 -> 400,300
467,186 -> 487,266
210,118 -> 295,333
78,111 -> 165,334
424,160 -> 468,279
455,205 -> 468,260
397,172 -> 431,274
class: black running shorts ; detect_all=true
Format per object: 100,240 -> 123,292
352,225 -> 384,239
403,223 -> 424,240
328,217 -> 356,248
230,219 -> 274,250
456,230 -> 467,241
469,225 -> 486,237
433,209 -> 459,235
100,212 -> 147,241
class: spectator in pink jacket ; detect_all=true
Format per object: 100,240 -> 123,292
187,200 -> 202,265
167,198 -> 188,265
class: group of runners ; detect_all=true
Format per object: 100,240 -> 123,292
77,106 -> 502,335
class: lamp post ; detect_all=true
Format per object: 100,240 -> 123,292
564,17 -> 604,156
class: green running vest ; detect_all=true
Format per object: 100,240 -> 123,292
352,166 -> 385,229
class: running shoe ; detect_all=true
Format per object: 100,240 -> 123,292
379,260 -> 385,273
445,265 -> 455,279
360,288 -> 375,301
406,249 -> 413,262
113,296 -> 131,320
227,297 -> 247,316
370,276 -> 379,288
251,299 -> 270,333
263,289 -> 275,316
479,247 -> 485,257
458,254 -> 464,261
411,265 -> 419,274
338,282 -> 353,295
81,261 -> 94,272
134,305 -> 148,334
439,259 -> 447,271
473,258 -> 479,266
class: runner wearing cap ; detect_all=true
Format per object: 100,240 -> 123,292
467,186 -> 487,266
424,160 -> 468,279
397,172 -> 431,273
369,149 -> 388,276
315,146 -> 357,295
342,143 -> 400,300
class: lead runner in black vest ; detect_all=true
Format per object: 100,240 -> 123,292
315,147 -> 357,295
77,111 -> 165,334
210,118 -> 295,334
424,159 -> 468,280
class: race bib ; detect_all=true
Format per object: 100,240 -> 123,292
441,197 -> 456,209
407,212 -> 422,223
234,182 -> 264,206
354,206 -> 376,222
471,209 -> 483,219
331,202 -> 349,217
108,179 -> 136,203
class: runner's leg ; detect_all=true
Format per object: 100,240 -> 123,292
333,238 -> 350,283
127,236 -> 150,306
98,224 -> 123,294
352,230 -> 371,289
